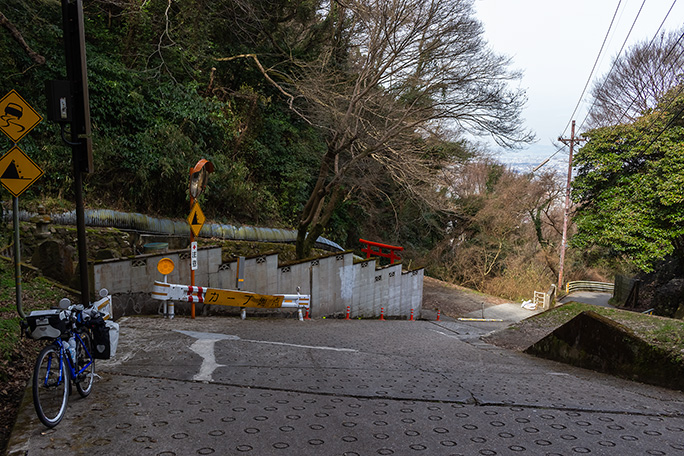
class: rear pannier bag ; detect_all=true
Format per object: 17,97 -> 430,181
91,318 -> 119,359
25,310 -> 69,340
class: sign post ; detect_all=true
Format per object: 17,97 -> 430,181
187,159 -> 213,318
0,90 -> 44,318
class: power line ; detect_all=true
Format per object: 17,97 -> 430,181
586,28 -> 684,158
534,0 -> 674,173
565,0 -> 647,138
578,0 -> 682,132
532,0 -> 624,174
530,144 -> 566,173
626,28 -> 684,127
560,0 -> 624,138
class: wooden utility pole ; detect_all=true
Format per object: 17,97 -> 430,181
557,120 -> 586,290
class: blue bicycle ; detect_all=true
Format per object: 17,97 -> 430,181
24,297 -> 106,428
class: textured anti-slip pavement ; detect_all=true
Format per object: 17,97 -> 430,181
7,316 -> 684,455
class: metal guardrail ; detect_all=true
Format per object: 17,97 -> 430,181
566,281 -> 614,294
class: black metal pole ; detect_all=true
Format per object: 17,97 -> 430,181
62,0 -> 93,304
13,196 -> 24,318
72,151 -> 89,304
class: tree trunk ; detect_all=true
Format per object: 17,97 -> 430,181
296,158 -> 343,259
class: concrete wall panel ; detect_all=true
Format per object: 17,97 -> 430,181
93,247 -> 422,318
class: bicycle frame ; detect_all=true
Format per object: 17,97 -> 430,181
44,332 -> 93,388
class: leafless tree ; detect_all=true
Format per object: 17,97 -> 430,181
433,163 -> 564,297
298,0 -> 534,257
223,0 -> 533,257
587,27 -> 684,128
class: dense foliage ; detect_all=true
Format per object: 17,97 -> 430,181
1,0 -> 581,302
572,88 -> 684,273
1,0 -> 531,251
1,0 -> 323,226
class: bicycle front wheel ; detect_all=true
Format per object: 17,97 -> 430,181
75,332 -> 94,397
32,344 -> 69,428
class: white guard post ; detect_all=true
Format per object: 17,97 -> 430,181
92,293 -> 113,320
151,281 -> 311,321
150,257 -> 311,320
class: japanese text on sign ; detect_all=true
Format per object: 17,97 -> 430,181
190,241 -> 198,270
204,289 -> 284,308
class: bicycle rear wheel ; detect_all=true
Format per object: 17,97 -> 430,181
75,332 -> 94,397
32,344 -> 69,428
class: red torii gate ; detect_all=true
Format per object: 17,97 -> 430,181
359,238 -> 403,264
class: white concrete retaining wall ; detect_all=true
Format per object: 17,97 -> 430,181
92,247 -> 423,318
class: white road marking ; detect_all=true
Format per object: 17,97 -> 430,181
176,331 -> 238,382
243,339 -> 357,352
188,338 -> 225,382
175,330 -> 358,382
176,330 -> 239,341
430,329 -> 459,339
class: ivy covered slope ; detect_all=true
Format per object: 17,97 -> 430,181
572,90 -> 684,272
1,0 -> 323,227
2,0 -> 535,266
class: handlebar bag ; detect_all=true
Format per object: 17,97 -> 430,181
25,310 -> 69,340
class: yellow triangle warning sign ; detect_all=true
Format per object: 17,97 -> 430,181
187,202 -> 205,237
0,146 -> 44,197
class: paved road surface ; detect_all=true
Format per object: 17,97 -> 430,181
7,315 -> 684,455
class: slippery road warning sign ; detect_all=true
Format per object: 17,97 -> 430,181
0,146 -> 44,197
0,90 -> 43,144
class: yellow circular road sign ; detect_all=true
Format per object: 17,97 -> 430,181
157,257 -> 175,275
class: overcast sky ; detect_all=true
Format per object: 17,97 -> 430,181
474,0 -> 684,172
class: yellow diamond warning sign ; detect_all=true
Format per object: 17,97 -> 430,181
0,90 -> 43,144
0,146 -> 44,197
187,202 -> 206,237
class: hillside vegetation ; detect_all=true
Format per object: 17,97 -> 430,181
2,1 -> 682,310
0,0 -> 576,303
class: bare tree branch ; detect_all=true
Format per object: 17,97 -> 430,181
0,9 -> 45,65
219,0 -> 533,258
216,53 -> 312,125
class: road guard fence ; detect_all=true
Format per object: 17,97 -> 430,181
566,281 -> 614,294
532,284 -> 557,311
151,280 -> 311,320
